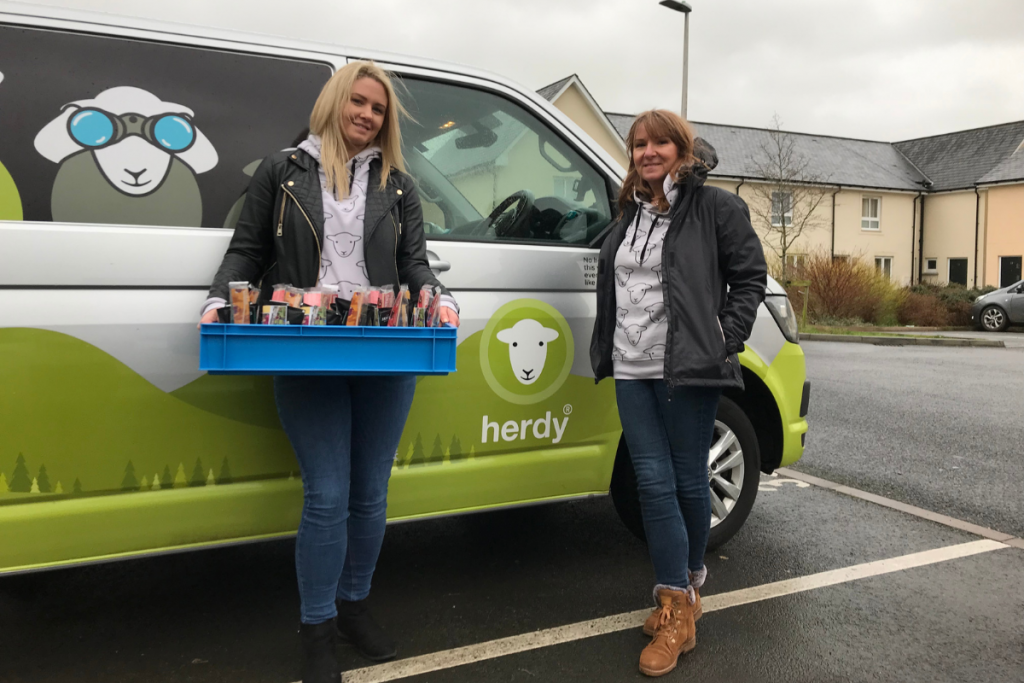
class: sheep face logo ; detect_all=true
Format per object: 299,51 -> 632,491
496,319 -> 559,385
480,299 -> 575,405
34,86 -> 218,226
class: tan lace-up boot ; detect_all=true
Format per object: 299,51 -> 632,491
643,573 -> 703,636
638,587 -> 697,677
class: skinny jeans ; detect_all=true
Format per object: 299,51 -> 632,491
615,379 -> 721,591
274,374 -> 415,624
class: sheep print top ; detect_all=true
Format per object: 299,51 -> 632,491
612,175 -> 680,380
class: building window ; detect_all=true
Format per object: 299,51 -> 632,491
948,258 -> 968,286
861,196 -> 881,231
771,191 -> 793,227
833,254 -> 850,264
924,258 -> 938,274
874,256 -> 892,281
785,253 -> 807,274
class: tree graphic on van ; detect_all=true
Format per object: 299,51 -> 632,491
218,457 -> 233,485
10,454 -> 32,493
121,461 -> 139,491
190,458 -> 206,487
429,435 -> 445,464
36,465 -> 52,493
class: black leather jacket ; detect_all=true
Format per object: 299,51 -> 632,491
590,146 -> 767,389
208,148 -> 446,304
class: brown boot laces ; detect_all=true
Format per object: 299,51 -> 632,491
652,591 -> 694,646
652,603 -> 680,646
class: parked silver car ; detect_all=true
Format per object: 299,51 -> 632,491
972,280 -> 1024,331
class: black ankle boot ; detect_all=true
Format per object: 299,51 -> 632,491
299,619 -> 340,683
336,598 -> 397,662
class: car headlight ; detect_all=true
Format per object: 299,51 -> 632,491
975,294 -> 987,302
764,295 -> 800,344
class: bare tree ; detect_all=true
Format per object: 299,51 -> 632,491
745,115 -> 831,282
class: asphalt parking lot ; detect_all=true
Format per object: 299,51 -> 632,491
3,340 -> 1023,683
795,340 -> 1024,538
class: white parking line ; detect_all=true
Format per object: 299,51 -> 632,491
330,539 -> 1006,683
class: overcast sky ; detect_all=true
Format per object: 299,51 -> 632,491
17,0 -> 1024,141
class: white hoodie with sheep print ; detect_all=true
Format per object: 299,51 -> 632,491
611,175 -> 679,380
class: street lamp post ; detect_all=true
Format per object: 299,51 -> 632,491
659,0 -> 692,119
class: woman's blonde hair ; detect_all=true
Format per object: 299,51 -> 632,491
308,61 -> 408,199
619,109 -> 697,214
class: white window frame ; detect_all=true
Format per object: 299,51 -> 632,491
771,191 -> 793,228
785,253 -> 807,272
861,196 -> 881,231
924,257 -> 938,274
874,256 -> 892,281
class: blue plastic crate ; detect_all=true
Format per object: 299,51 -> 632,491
199,324 -> 458,376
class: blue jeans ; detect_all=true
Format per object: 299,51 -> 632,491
615,379 -> 721,591
274,374 -> 416,624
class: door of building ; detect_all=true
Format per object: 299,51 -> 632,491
1000,256 -> 1022,288
948,258 -> 968,286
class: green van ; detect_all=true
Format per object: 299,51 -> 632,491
0,3 -> 809,574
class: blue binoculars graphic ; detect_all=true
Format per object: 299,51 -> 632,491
67,108 -> 196,152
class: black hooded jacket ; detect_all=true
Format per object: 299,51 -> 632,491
590,140 -> 767,389
207,148 -> 446,305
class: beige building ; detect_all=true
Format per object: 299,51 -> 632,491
540,75 -> 1024,289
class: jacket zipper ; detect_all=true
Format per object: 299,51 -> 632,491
390,212 -> 402,283
281,185 -> 322,285
276,197 -> 286,237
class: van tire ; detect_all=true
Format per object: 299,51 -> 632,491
609,396 -> 761,551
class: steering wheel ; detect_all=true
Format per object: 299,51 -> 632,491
477,190 -> 534,238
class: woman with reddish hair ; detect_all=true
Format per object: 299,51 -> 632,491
590,110 -> 766,677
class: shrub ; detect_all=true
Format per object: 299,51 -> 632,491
897,292 -> 949,327
797,251 -> 878,323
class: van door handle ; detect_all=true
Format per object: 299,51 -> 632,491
427,251 -> 451,274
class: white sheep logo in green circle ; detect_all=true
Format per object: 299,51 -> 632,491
33,86 -> 218,226
496,319 -> 560,385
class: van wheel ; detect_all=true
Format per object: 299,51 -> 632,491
609,396 -> 761,551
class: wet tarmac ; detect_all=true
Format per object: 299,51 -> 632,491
2,472 -> 1022,683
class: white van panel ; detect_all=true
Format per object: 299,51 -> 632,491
0,222 -> 228,287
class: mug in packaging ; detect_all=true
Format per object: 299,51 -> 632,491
327,298 -> 350,325
271,284 -> 289,303
301,301 -> 327,326
361,288 -> 381,327
261,304 -> 287,325
229,281 -> 250,324
426,286 -> 443,328
248,286 -> 261,323
345,290 -> 365,326
285,286 -> 303,308
387,286 -> 410,327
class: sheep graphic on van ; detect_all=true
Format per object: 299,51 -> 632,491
0,70 -> 23,220
496,319 -> 560,385
33,86 -> 218,226
479,299 -> 575,405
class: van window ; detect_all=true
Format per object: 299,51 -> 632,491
0,25 -> 331,229
398,78 -> 613,245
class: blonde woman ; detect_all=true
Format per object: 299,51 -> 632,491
202,62 -> 458,682
590,110 -> 765,676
